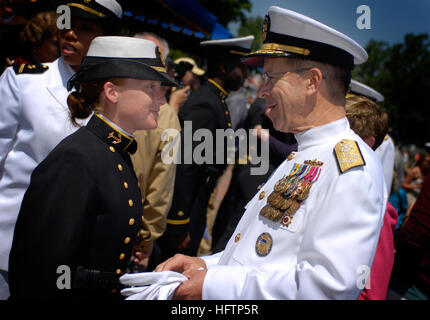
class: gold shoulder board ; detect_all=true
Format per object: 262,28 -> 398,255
13,63 -> 49,75
334,139 -> 365,173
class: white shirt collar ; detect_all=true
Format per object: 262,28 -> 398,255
56,57 -> 76,88
295,117 -> 350,151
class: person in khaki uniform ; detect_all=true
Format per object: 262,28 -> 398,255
131,104 -> 181,269
131,32 -> 182,270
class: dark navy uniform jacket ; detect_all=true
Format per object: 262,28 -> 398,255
164,79 -> 232,255
8,114 -> 143,299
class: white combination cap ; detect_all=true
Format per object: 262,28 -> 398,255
174,57 -> 206,76
200,35 -> 254,56
349,80 -> 384,102
68,36 -> 178,90
67,0 -> 122,20
244,6 -> 368,69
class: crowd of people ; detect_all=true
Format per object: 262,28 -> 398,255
0,0 -> 429,300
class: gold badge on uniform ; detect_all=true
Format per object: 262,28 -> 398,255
287,152 -> 296,161
255,232 -> 272,257
259,160 -> 323,227
259,191 -> 266,200
334,139 -> 365,173
108,131 -> 122,144
262,15 -> 270,42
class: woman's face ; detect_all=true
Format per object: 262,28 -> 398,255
109,78 -> 168,133
58,16 -> 104,71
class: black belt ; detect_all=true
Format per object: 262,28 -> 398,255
74,267 -> 124,291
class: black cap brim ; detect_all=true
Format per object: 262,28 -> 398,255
68,59 -> 178,91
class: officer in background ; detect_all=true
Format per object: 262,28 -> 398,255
348,79 -> 395,195
158,36 -> 254,258
0,0 -> 123,300
155,6 -> 387,300
173,57 -> 205,92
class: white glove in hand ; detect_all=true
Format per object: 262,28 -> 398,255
120,271 -> 188,300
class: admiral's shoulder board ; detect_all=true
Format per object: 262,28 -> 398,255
334,139 -> 365,173
13,63 -> 49,75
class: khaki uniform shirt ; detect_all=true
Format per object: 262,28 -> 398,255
131,104 -> 181,254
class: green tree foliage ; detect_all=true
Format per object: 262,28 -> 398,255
238,16 -> 263,51
197,0 -> 252,26
354,34 -> 430,145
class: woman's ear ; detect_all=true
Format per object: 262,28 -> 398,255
103,81 -> 120,104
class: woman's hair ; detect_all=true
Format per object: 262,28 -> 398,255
345,95 -> 389,150
67,78 -> 125,126
19,11 -> 58,57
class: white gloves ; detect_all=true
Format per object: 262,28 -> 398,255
119,271 -> 188,300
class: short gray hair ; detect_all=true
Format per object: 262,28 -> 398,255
284,57 -> 351,101
134,32 -> 170,60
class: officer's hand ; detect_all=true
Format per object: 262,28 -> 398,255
154,253 -> 206,273
169,85 -> 191,113
177,232 -> 190,250
6,57 -> 14,67
173,268 -> 207,300
160,232 -> 190,252
133,251 -> 151,270
253,124 -> 269,142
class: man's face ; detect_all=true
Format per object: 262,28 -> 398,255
58,16 -> 104,71
258,57 -> 310,133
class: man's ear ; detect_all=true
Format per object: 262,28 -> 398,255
103,81 -> 120,104
306,67 -> 323,95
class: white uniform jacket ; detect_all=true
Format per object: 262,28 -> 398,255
375,135 -> 395,194
201,118 -> 387,300
0,58 -> 81,271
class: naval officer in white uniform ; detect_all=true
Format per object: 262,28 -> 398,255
348,79 -> 395,195
0,0 -> 122,299
154,6 -> 387,300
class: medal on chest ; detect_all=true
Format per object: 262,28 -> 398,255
259,159 -> 323,227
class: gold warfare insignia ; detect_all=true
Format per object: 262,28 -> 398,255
107,131 -> 122,144
334,139 -> 365,173
158,47 -> 166,68
287,152 -> 296,161
255,232 -> 272,257
259,161 -> 323,227
304,159 -> 324,167
262,14 -> 270,42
